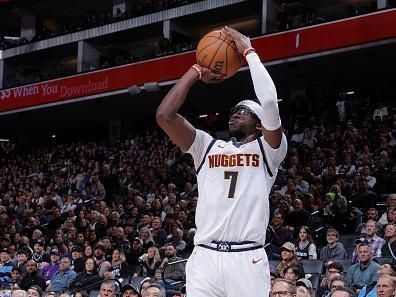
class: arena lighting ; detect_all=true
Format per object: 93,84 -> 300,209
277,98 -> 283,102
0,138 -> 10,142
199,112 -> 219,118
346,91 -> 355,95
51,134 -> 56,138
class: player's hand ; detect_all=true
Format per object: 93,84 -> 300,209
222,26 -> 252,55
194,65 -> 225,83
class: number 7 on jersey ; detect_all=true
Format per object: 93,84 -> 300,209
224,171 -> 239,198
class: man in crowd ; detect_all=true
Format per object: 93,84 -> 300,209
271,279 -> 297,297
41,248 -> 61,285
47,256 -> 77,292
99,281 -> 117,297
157,244 -> 185,289
31,239 -> 50,270
142,284 -> 166,297
70,245 -> 85,273
18,260 -> 46,290
347,243 -> 380,290
377,274 -> 396,297
121,284 -> 141,297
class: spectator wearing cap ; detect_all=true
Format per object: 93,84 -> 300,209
93,243 -> 111,277
27,285 -> 43,297
139,277 -> 153,295
18,260 -> 46,291
41,249 -> 61,284
31,239 -> 50,269
121,284 -> 141,297
70,258 -> 101,293
276,242 -> 299,277
296,278 -> 313,297
47,256 -> 77,292
125,237 -> 145,275
71,245 -> 86,273
347,243 -> 380,290
320,229 -> 348,262
0,247 -> 14,285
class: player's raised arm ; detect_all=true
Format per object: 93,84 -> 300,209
223,26 -> 282,149
156,65 -> 224,151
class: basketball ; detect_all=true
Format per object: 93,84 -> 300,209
196,30 -> 243,78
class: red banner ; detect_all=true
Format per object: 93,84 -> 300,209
1,9 -> 396,113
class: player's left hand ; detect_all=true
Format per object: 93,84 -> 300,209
222,26 -> 252,55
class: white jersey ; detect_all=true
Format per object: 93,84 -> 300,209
186,129 -> 287,245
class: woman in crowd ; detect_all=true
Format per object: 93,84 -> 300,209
139,246 -> 162,277
139,227 -> 155,250
295,226 -> 317,260
84,244 -> 93,258
381,223 -> 396,260
276,242 -> 299,277
105,248 -> 130,278
71,258 -> 101,293
284,264 -> 305,283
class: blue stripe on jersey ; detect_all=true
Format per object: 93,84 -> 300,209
196,138 -> 217,175
257,137 -> 273,177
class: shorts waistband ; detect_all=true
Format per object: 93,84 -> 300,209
198,241 -> 263,252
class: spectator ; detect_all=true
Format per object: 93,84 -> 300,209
18,260 -> 46,290
27,285 -> 43,297
376,274 -> 396,297
139,247 -> 161,277
373,102 -> 389,122
47,256 -> 77,292
98,281 -> 117,297
126,237 -> 145,275
295,226 -> 317,260
330,287 -> 356,297
151,217 -> 167,247
142,283 -> 166,297
284,264 -> 305,283
41,249 -> 61,285
379,195 -> 396,225
104,248 -> 129,279
381,224 -> 396,260
355,220 -> 385,259
276,242 -> 299,277
71,258 -> 102,292
14,249 -> 29,272
296,278 -> 313,297
71,245 -> 86,273
120,284 -> 140,297
156,244 -> 185,290
0,248 -> 14,285
269,212 -> 290,256
31,239 -> 50,270
320,229 -> 348,262
7,266 -> 22,288
358,263 -> 396,297
288,199 -> 311,237
320,261 -> 344,289
355,208 -> 380,238
271,279 -> 297,297
93,243 -> 111,277
347,243 -> 380,290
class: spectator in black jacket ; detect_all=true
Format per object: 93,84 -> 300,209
18,260 -> 46,290
70,258 -> 102,293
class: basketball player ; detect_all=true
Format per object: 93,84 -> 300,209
156,26 -> 287,297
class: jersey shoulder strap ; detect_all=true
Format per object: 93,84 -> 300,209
257,137 -> 273,177
196,138 -> 217,175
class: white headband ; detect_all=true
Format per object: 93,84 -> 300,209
235,100 -> 264,126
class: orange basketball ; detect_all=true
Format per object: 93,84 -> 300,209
196,30 -> 243,78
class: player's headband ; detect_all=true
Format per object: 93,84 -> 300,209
234,100 -> 264,125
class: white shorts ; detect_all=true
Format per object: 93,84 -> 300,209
186,245 -> 270,297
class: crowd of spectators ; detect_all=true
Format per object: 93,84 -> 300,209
0,94 -> 395,297
0,0 -> 202,50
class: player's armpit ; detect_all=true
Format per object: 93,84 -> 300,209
156,113 -> 196,152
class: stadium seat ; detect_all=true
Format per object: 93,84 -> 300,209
301,259 -> 323,275
335,259 -> 353,273
308,273 -> 320,296
345,246 -> 356,258
374,257 -> 393,265
339,235 -> 357,247
269,260 -> 280,269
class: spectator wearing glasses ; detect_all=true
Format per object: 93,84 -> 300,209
270,279 -> 297,297
320,229 -> 348,262
330,287 -> 356,297
47,256 -> 77,292
329,275 -> 349,291
347,243 -> 380,291
319,261 -> 344,296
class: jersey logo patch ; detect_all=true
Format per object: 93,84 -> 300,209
252,257 -> 264,264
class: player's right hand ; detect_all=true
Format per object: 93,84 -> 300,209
202,67 -> 225,83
